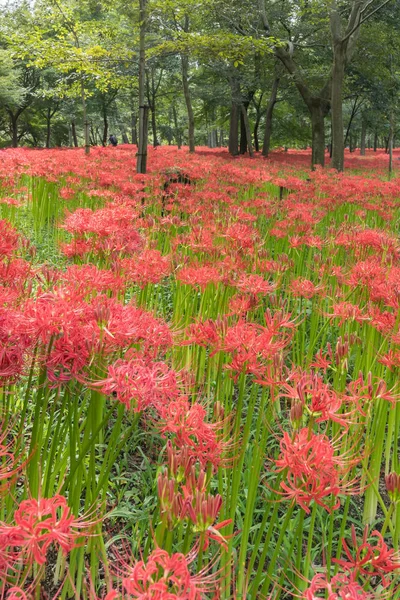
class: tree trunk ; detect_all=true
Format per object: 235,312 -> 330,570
374,130 -> 378,151
11,115 -> 18,148
310,107 -> 326,168
229,103 -> 239,156
241,105 -> 254,157
81,80 -> 90,155
331,43 -> 345,171
181,52 -> 195,153
360,117 -> 367,156
254,118 -> 260,152
46,108 -> 51,148
137,0 -> 148,173
389,115 -> 394,179
229,79 -> 240,156
172,105 -> 181,149
239,102 -> 249,154
102,108 -> 108,147
262,76 -> 280,157
131,112 -> 138,145
151,104 -> 158,146
71,121 -> 78,147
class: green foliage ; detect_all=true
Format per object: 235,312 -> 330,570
0,50 -> 26,107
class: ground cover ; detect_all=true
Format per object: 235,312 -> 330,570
0,145 -> 400,599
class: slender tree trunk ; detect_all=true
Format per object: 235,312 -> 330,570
241,105 -> 254,157
254,118 -> 260,152
229,79 -> 240,156
360,118 -> 367,155
374,130 -> 378,151
151,104 -> 158,146
46,108 -> 51,148
102,108 -> 108,147
239,102 -> 250,154
262,76 -> 280,157
10,115 -> 18,148
137,0 -> 148,173
172,105 -> 182,149
80,80 -> 90,155
389,114 -> 394,179
181,52 -> 195,152
71,121 -> 78,147
229,103 -> 239,156
343,97 -> 359,148
331,44 -> 345,171
131,112 -> 138,145
310,107 -> 326,168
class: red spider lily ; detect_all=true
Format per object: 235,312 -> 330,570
158,396 -> 227,468
0,220 -> 20,259
325,302 -> 368,326
289,277 -> 322,299
274,428 -> 360,513
0,494 -> 93,566
310,348 -> 332,371
181,492 -> 231,550
279,370 -> 354,427
121,547 -> 219,599
177,265 -> 223,291
228,293 -> 260,316
303,572 -> 375,599
62,264 -> 125,295
333,526 -> 400,588
233,273 -> 276,296
345,372 -> 400,412
121,250 -> 171,288
97,357 -> 180,411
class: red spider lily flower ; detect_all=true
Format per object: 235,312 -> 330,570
333,526 -> 400,588
182,318 -> 227,351
289,277 -> 322,299
233,273 -> 276,296
0,495 -> 93,566
181,492 -> 232,550
303,572 -> 374,599
345,372 -> 400,412
96,357 -> 180,412
326,302 -> 368,326
122,547 -> 219,599
379,349 -> 400,370
0,220 -> 20,258
4,588 -> 30,600
121,250 -> 171,288
62,264 -> 125,295
274,429 -> 359,513
310,348 -> 332,371
176,265 -> 223,291
279,371 -> 353,427
158,396 -> 227,468
228,293 -> 259,316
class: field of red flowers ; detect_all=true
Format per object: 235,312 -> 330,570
0,145 -> 400,599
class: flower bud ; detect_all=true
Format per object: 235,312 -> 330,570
385,472 -> 400,502
290,401 -> 303,428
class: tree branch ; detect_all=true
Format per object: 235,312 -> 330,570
342,0 -> 392,43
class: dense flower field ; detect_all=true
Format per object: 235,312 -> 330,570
0,145 -> 400,599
